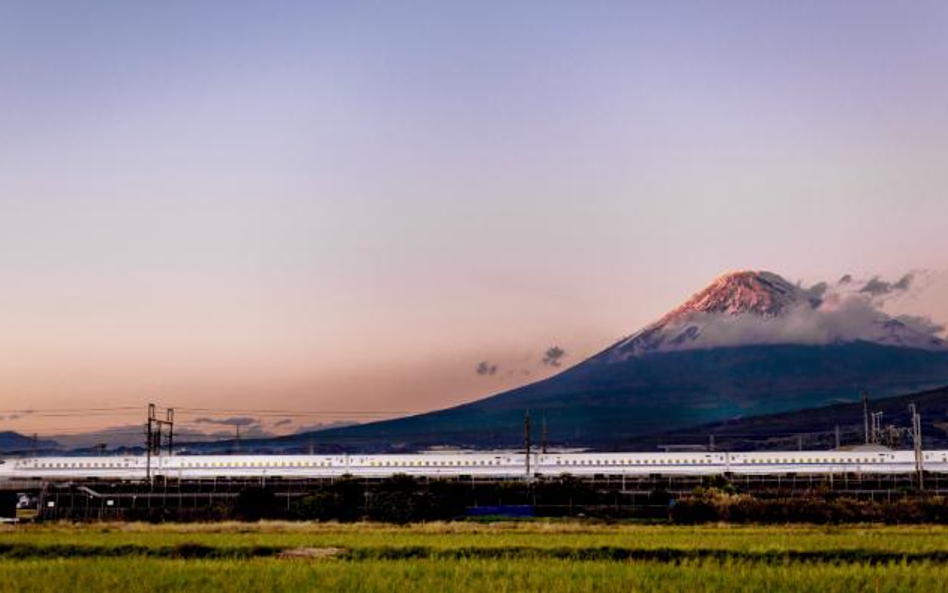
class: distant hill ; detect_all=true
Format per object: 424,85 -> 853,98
630,384 -> 948,452
0,431 -> 58,453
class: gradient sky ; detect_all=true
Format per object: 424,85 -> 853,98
2,1 -> 947,436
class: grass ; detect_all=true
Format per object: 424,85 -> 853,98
4,522 -> 948,591
3,557 -> 948,593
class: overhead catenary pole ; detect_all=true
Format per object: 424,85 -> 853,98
145,403 -> 156,483
863,392 -> 870,445
165,408 -> 174,456
524,409 -> 531,479
541,414 -> 548,454
871,411 -> 884,445
910,403 -> 924,491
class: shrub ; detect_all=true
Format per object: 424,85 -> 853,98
234,487 -> 277,521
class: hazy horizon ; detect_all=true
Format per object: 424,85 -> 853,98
2,2 -> 948,437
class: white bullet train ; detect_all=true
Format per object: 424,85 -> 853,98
1,449 -> 945,481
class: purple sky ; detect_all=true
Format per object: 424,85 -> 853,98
1,1 -> 947,435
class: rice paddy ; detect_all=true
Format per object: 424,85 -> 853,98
3,522 -> 948,591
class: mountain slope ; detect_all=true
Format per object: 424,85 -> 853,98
282,271 -> 948,451
295,342 -> 948,451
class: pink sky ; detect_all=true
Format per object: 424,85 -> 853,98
1,2 -> 947,436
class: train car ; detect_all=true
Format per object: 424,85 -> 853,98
1,450 -> 945,482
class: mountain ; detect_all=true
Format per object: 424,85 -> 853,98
606,271 -> 946,359
0,431 -> 58,453
278,271 -> 948,451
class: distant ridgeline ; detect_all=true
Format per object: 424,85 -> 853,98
0,432 -> 58,454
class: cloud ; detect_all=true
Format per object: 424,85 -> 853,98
293,420 -> 359,433
895,315 -> 946,336
476,361 -> 498,376
839,274 -> 853,284
860,273 -> 913,297
194,416 -> 260,427
804,282 -> 829,307
274,418 -> 293,427
542,346 -> 566,367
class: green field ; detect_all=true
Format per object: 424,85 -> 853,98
4,522 -> 948,591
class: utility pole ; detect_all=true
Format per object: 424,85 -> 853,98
709,434 -> 715,452
797,435 -> 803,451
862,392 -> 870,445
235,424 -> 241,453
31,433 -> 37,458
524,410 -> 531,480
834,425 -> 841,450
910,403 -> 924,491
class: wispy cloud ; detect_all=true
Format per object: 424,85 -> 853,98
194,416 -> 260,427
475,361 -> 499,376
859,273 -> 914,298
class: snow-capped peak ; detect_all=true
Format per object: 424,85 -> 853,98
604,270 -> 946,361
658,270 -> 806,323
